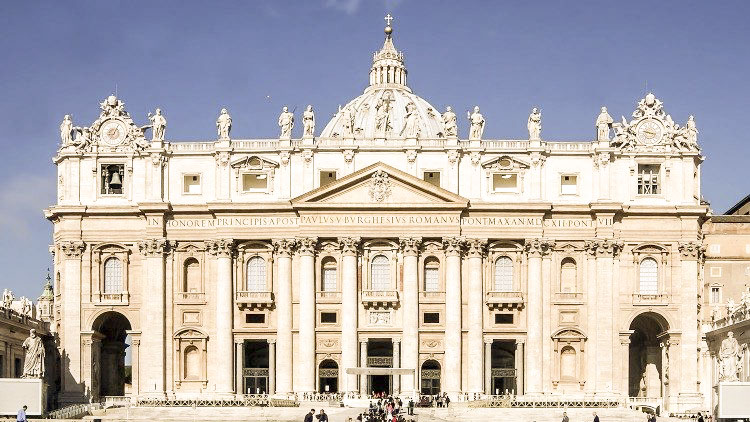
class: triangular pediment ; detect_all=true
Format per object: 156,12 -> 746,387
292,162 -> 468,209
481,155 -> 529,171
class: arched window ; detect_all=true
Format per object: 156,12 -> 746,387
560,346 -> 577,381
183,258 -> 201,293
424,258 -> 440,292
494,256 -> 513,292
184,345 -> 200,380
321,258 -> 337,292
560,258 -> 577,293
639,258 -> 658,295
371,255 -> 390,290
103,257 -> 123,293
246,257 -> 266,292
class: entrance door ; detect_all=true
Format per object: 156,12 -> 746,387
420,360 -> 441,395
243,372 -> 268,394
318,359 -> 339,393
369,375 -> 391,395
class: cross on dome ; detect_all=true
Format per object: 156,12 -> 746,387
385,13 -> 393,27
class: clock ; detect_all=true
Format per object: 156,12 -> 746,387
99,119 -> 128,146
636,119 -> 664,145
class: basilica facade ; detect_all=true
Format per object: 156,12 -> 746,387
47,18 -> 708,412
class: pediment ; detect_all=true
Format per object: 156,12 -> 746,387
292,162 -> 468,209
231,155 -> 278,170
481,155 -> 529,171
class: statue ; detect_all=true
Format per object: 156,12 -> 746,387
60,115 -> 73,145
596,106 -> 614,141
339,106 -> 354,137
278,106 -> 294,139
2,289 -> 14,308
442,106 -> 457,137
216,108 -> 232,140
400,101 -> 422,139
527,107 -> 542,140
467,106 -> 485,140
148,108 -> 167,141
685,115 -> 698,146
21,329 -> 45,378
374,91 -> 394,136
719,331 -> 742,381
303,105 -> 315,137
21,297 -> 32,317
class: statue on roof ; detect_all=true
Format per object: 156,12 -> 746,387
216,108 -> 232,140
684,115 -> 698,146
148,108 -> 167,141
374,91 -> 394,137
339,106 -> 354,138
60,115 -> 74,146
400,101 -> 422,139
303,105 -> 315,137
442,106 -> 457,138
278,106 -> 294,139
527,107 -> 541,140
2,289 -> 13,308
468,106 -> 485,141
596,107 -> 613,141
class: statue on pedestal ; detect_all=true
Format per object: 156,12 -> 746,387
527,107 -> 541,140
596,106 -> 614,141
21,329 -> 45,378
442,106 -> 457,137
148,108 -> 167,141
278,106 -> 294,139
2,289 -> 13,308
339,106 -> 354,138
60,115 -> 73,145
719,331 -> 742,381
685,115 -> 698,146
216,108 -> 232,140
303,105 -> 315,137
400,101 -> 422,139
467,106 -> 485,140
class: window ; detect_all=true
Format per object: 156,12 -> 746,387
560,346 -> 577,381
183,174 -> 201,194
423,312 -> 440,324
637,164 -> 660,195
246,257 -> 266,291
710,267 -> 722,277
320,312 -> 337,324
494,256 -> 513,291
639,258 -> 658,295
183,258 -> 200,292
245,313 -> 265,324
321,258 -> 337,292
103,257 -> 123,294
320,171 -> 337,187
371,255 -> 390,290
710,287 -> 720,304
242,173 -> 268,192
423,171 -> 441,187
424,258 -> 440,292
561,175 -> 578,195
560,258 -> 577,293
184,346 -> 200,380
492,173 -> 518,192
495,313 -> 513,324
14,358 -> 22,378
101,164 -> 124,195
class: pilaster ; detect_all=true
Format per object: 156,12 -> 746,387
206,239 -> 235,393
339,237 -> 361,393
273,239 -> 296,394
443,236 -> 463,397
466,238 -> 487,393
138,238 -> 169,397
677,242 -> 704,404
296,237 -> 317,393
59,240 -> 85,403
399,237 -> 421,394
524,239 -> 552,393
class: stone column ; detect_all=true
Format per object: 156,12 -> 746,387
619,333 -> 633,396
678,242 -> 702,401
392,339 -> 401,394
400,238 -> 421,395
360,340 -> 368,395
339,237 -> 361,393
484,340 -> 492,395
524,239 -> 550,393
235,340 -> 244,394
297,237 -> 318,393
273,239 -> 296,394
138,238 -> 168,397
131,336 -> 141,395
466,239 -> 487,393
516,340 -> 525,395
268,339 -> 276,395
443,237 -> 463,397
58,240 -> 85,404
207,239 -> 234,394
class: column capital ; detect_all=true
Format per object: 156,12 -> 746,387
267,338 -> 277,345
583,238 -> 623,257
465,238 -> 488,258
678,241 -> 705,260
59,240 -> 86,258
391,338 -> 402,345
272,238 -> 297,257
484,339 -> 494,345
338,237 -> 361,256
399,237 -> 422,256
234,338 -> 244,345
296,237 -> 318,256
442,237 -> 464,256
524,238 -> 553,257
139,238 -> 170,257
205,239 -> 234,257
515,339 -> 526,345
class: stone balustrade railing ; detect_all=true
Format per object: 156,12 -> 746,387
419,291 -> 446,302
485,291 -> 525,309
361,289 -> 399,308
711,300 -> 750,330
235,291 -> 274,309
175,292 -> 206,303
316,291 -> 342,303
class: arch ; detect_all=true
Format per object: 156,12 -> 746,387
321,257 -> 338,292
246,256 -> 267,292
103,257 -> 123,293
628,312 -> 672,398
421,359 -> 441,395
371,255 -> 390,290
423,256 -> 440,292
494,256 -> 514,291
91,242 -> 130,252
559,257 -> 577,293
560,346 -> 577,381
183,258 -> 201,293
624,310 -> 673,333
90,311 -> 132,398
639,257 -> 659,294
318,359 -> 339,393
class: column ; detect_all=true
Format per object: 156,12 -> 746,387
235,340 -> 244,394
515,340 -> 525,395
585,246 -> 598,392
268,340 -> 276,395
339,237 -> 361,393
484,340 -> 492,395
466,239 -> 487,393
131,336 -> 141,395
399,238 -> 421,395
297,237 -> 317,393
524,239 -> 549,393
360,340 -> 368,395
138,238 -> 168,397
208,239 -> 234,394
619,333 -> 632,396
678,242 -> 701,402
273,239 -> 295,394
443,237 -> 463,396
59,240 -> 85,404
392,339 -> 401,394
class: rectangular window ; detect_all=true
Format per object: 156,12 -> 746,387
561,175 -> 578,195
183,174 -> 201,194
101,164 -> 125,195
242,173 -> 268,192
320,170 -> 337,187
245,313 -> 265,324
710,287 -> 720,304
495,313 -> 513,324
320,312 -> 337,324
423,312 -> 440,324
423,171 -> 441,187
424,267 -> 439,292
322,267 -> 337,292
637,164 -> 660,195
492,173 -> 518,192
710,267 -> 722,277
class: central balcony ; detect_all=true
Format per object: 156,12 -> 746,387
486,291 -> 525,310
361,290 -> 399,309
235,291 -> 274,310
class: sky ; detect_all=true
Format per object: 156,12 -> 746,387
0,0 -> 748,298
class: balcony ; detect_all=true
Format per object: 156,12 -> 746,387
236,291 -> 274,309
361,290 -> 399,309
632,293 -> 670,306
95,292 -> 129,305
316,291 -> 342,303
486,291 -> 524,310
419,291 -> 446,303
175,292 -> 206,304
553,292 -> 584,304
367,356 -> 393,367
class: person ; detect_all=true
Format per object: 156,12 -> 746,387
444,393 -> 450,408
593,412 -> 600,422
697,412 -> 704,422
408,398 -> 414,415
316,409 -> 328,422
562,412 -> 569,422
17,406 -> 27,422
304,408 -> 315,422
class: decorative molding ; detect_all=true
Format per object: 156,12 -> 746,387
368,169 -> 392,202
584,239 -> 623,257
214,151 -> 230,167
593,151 -> 611,168
442,237 -> 463,256
447,149 -> 460,166
524,238 -> 553,257
138,238 -> 169,257
279,150 -> 290,166
205,239 -> 233,257
678,241 -> 705,260
470,151 -> 481,166
339,237 -> 361,256
405,149 -> 418,163
343,149 -> 355,164
465,238 -> 488,258
296,237 -> 318,256
399,237 -> 422,256
272,239 -> 296,257
59,241 -> 86,258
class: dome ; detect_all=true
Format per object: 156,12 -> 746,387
320,16 -> 445,140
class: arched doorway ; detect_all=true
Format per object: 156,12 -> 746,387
318,359 -> 339,393
629,312 -> 670,399
420,360 -> 441,395
91,311 -> 132,398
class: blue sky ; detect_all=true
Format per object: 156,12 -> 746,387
0,0 -> 748,298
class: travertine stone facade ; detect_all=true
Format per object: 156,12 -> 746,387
47,17 -> 708,412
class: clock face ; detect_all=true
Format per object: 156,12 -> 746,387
636,119 -> 664,145
99,119 -> 128,146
